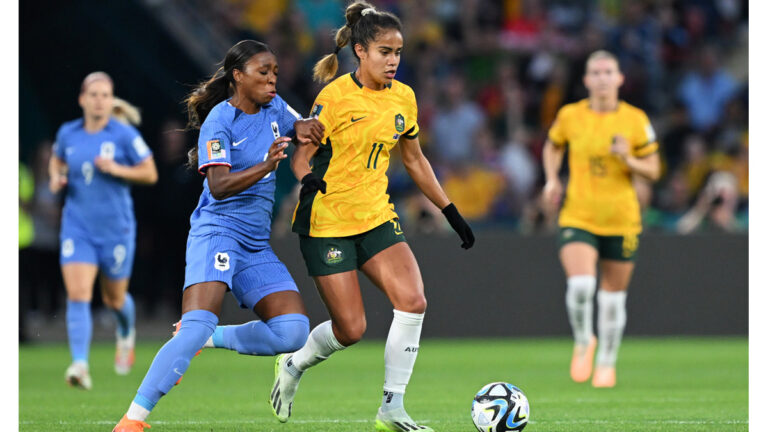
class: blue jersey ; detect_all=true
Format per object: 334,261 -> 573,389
53,117 -> 152,240
190,95 -> 301,249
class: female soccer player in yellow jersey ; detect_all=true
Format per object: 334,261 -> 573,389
542,50 -> 661,388
269,3 -> 474,431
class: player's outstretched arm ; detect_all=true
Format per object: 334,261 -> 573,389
400,135 -> 474,249
95,155 -> 159,185
206,137 -> 290,200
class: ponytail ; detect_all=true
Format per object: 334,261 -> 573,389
112,97 -> 142,126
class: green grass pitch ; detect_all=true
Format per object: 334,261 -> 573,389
20,337 -> 747,431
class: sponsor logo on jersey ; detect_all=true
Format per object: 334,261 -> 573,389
214,252 -> 230,271
207,139 -> 226,160
325,247 -> 344,264
310,104 -> 323,118
351,115 -> 366,123
395,113 -> 405,133
232,137 -> 247,146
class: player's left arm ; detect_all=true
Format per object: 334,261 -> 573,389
611,112 -> 661,182
94,131 -> 158,185
400,135 -> 475,249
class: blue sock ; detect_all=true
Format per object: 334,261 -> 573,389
213,313 -> 309,356
66,300 -> 92,363
111,292 -> 135,337
133,309 -> 218,411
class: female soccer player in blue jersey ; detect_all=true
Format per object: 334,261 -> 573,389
113,40 -> 324,431
49,72 -> 158,390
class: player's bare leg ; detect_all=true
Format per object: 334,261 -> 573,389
560,243 -> 598,382
592,260 -> 634,388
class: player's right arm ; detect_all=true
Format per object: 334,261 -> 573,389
542,109 -> 568,212
49,131 -> 68,193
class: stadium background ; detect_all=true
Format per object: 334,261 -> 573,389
18,0 -> 748,342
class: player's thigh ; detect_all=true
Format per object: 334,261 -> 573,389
59,232 -> 99,300
98,274 -> 130,310
313,271 -> 366,345
61,263 -> 99,301
230,248 -> 306,320
182,281 -> 229,316
559,227 -> 599,277
97,235 -> 136,282
599,260 -> 635,292
360,242 -> 426,313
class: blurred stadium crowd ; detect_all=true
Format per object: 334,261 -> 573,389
19,0 -> 748,323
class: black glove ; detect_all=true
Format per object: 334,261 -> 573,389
300,173 -> 327,199
442,203 -> 475,249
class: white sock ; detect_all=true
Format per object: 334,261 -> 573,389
291,320 -> 345,372
126,402 -> 151,422
382,309 -> 424,404
596,290 -> 627,366
565,275 -> 597,346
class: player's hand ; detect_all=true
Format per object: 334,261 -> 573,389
49,173 -> 67,193
611,135 -> 630,160
294,119 -> 325,146
94,156 -> 119,176
300,172 -> 327,199
442,203 -> 475,249
265,137 -> 291,171
542,179 -> 563,212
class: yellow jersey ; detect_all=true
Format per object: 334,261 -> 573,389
548,99 -> 658,236
292,73 -> 419,237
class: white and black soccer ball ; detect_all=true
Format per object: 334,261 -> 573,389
471,382 -> 530,432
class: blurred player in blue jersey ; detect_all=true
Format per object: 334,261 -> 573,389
113,40 -> 324,431
49,71 -> 158,390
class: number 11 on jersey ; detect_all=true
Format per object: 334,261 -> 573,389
367,143 -> 384,169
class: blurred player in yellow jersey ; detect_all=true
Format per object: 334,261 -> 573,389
268,3 -> 474,432
542,50 -> 661,388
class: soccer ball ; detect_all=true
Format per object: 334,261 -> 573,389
471,382 -> 530,432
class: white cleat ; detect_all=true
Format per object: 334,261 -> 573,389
65,361 -> 92,390
375,407 -> 434,432
114,328 -> 135,376
270,354 -> 302,422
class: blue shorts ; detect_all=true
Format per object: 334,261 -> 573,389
183,234 -> 298,310
59,229 -> 136,280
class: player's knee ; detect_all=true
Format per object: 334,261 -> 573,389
398,292 -> 427,314
268,315 -> 310,353
334,317 -> 366,346
566,275 -> 596,305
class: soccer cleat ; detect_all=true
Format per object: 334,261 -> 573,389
270,354 -> 302,422
171,320 -> 201,386
115,329 -> 136,375
65,361 -> 92,390
592,365 -> 616,388
375,407 -> 434,432
112,414 -> 151,431
570,335 -> 597,383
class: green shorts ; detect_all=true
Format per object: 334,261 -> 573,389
559,227 -> 639,261
299,219 -> 407,276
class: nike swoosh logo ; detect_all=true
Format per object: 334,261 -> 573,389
232,137 -> 247,146
351,116 -> 366,123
